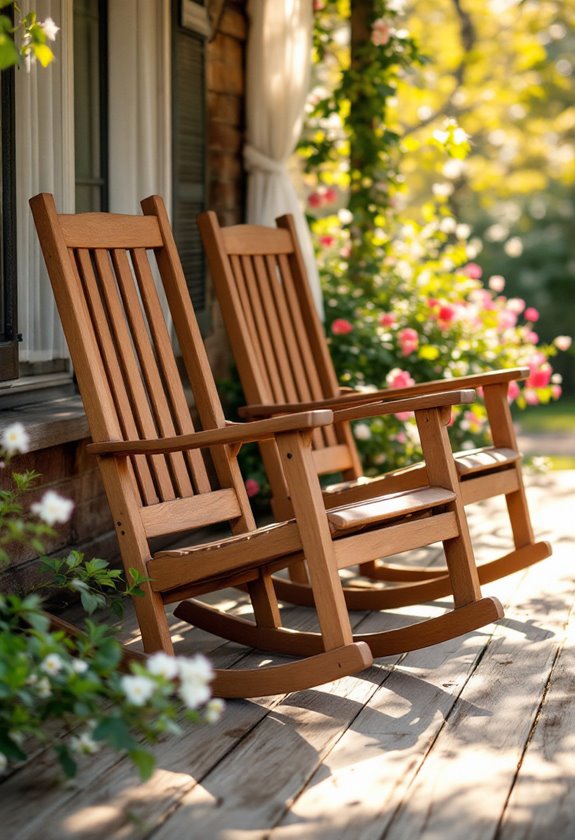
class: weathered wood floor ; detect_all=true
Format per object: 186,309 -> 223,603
2,470 -> 574,840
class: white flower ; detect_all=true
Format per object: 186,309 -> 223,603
31,490 -> 74,525
439,217 -> 457,234
1,423 -> 30,455
179,679 -> 211,710
452,127 -> 469,145
432,182 -> 454,198
554,335 -> 572,351
178,653 -> 214,684
71,658 -> 89,674
41,17 -> 59,41
504,236 -> 523,257
147,651 -> 180,680
353,423 -> 371,441
0,753 -> 7,773
41,653 -> 63,675
488,275 -> 506,292
204,698 -> 225,724
178,654 -> 214,710
455,223 -> 471,240
37,677 -> 52,698
70,731 -> 100,755
338,208 -> 353,225
121,674 -> 156,706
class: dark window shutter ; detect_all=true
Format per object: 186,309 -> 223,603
172,5 -> 207,316
0,62 -> 19,382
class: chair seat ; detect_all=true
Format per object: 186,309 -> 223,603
153,485 -> 455,579
322,447 -> 520,498
326,486 -> 455,534
454,446 -> 519,476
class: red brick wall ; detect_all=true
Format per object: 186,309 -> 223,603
207,1 -> 247,225
204,0 -> 248,378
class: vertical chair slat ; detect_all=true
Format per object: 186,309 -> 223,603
131,247 -> 212,495
267,253 -> 338,450
240,254 -> 286,404
253,253 -> 300,404
75,248 -> 158,504
93,248 -> 176,503
112,248 -> 195,499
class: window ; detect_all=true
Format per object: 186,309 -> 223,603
74,0 -> 108,212
0,60 -> 19,381
172,0 -> 208,322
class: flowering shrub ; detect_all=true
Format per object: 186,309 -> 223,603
298,0 -> 572,475
0,425 -> 223,780
0,3 -> 58,70
319,214 -> 570,473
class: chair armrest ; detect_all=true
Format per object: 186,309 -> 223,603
332,389 -> 476,424
238,367 -> 528,418
87,410 -> 334,457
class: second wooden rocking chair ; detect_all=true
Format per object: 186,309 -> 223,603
31,193 -> 502,700
197,210 -> 551,610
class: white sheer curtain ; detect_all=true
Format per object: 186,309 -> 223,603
108,1 -> 171,214
16,0 -> 73,363
245,0 -> 323,317
15,0 -> 171,366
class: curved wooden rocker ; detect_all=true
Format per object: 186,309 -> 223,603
31,193 -> 501,701
197,210 -> 552,601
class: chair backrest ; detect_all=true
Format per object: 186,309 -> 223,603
31,194 -> 255,547
198,211 -> 363,503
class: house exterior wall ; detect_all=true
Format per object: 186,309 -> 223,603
0,0 -> 249,596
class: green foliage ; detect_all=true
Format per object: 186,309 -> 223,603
0,433 -> 223,780
0,2 -> 58,70
296,0 -> 571,475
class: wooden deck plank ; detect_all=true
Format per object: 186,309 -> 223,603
361,480 -> 572,840
263,529 -> 523,839
0,474 -> 573,840
497,603 -> 575,838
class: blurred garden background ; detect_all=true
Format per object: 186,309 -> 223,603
283,0 -> 575,477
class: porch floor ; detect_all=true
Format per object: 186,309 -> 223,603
2,470 -> 575,840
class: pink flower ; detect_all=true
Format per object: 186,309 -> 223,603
524,389 -> 539,406
507,381 -> 520,402
323,187 -> 337,204
245,478 -> 260,498
437,304 -> 456,329
308,192 -> 322,209
526,331 -> 539,344
554,335 -> 572,351
319,235 -> 335,247
507,297 -> 526,314
527,364 -> 552,390
398,327 -> 419,356
394,411 -> 412,422
386,368 -> 416,390
498,310 -> 518,330
463,262 -> 482,279
379,312 -> 396,328
552,384 -> 562,399
331,319 -> 353,335
394,431 -> 407,444
524,306 -> 539,322
372,18 -> 391,46
488,275 -> 505,292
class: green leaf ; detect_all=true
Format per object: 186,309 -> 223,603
129,747 -> 156,781
0,730 -> 27,761
55,744 -> 77,778
93,716 -> 137,752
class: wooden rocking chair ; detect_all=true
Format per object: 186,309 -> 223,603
30,193 -> 501,698
197,210 -> 551,609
